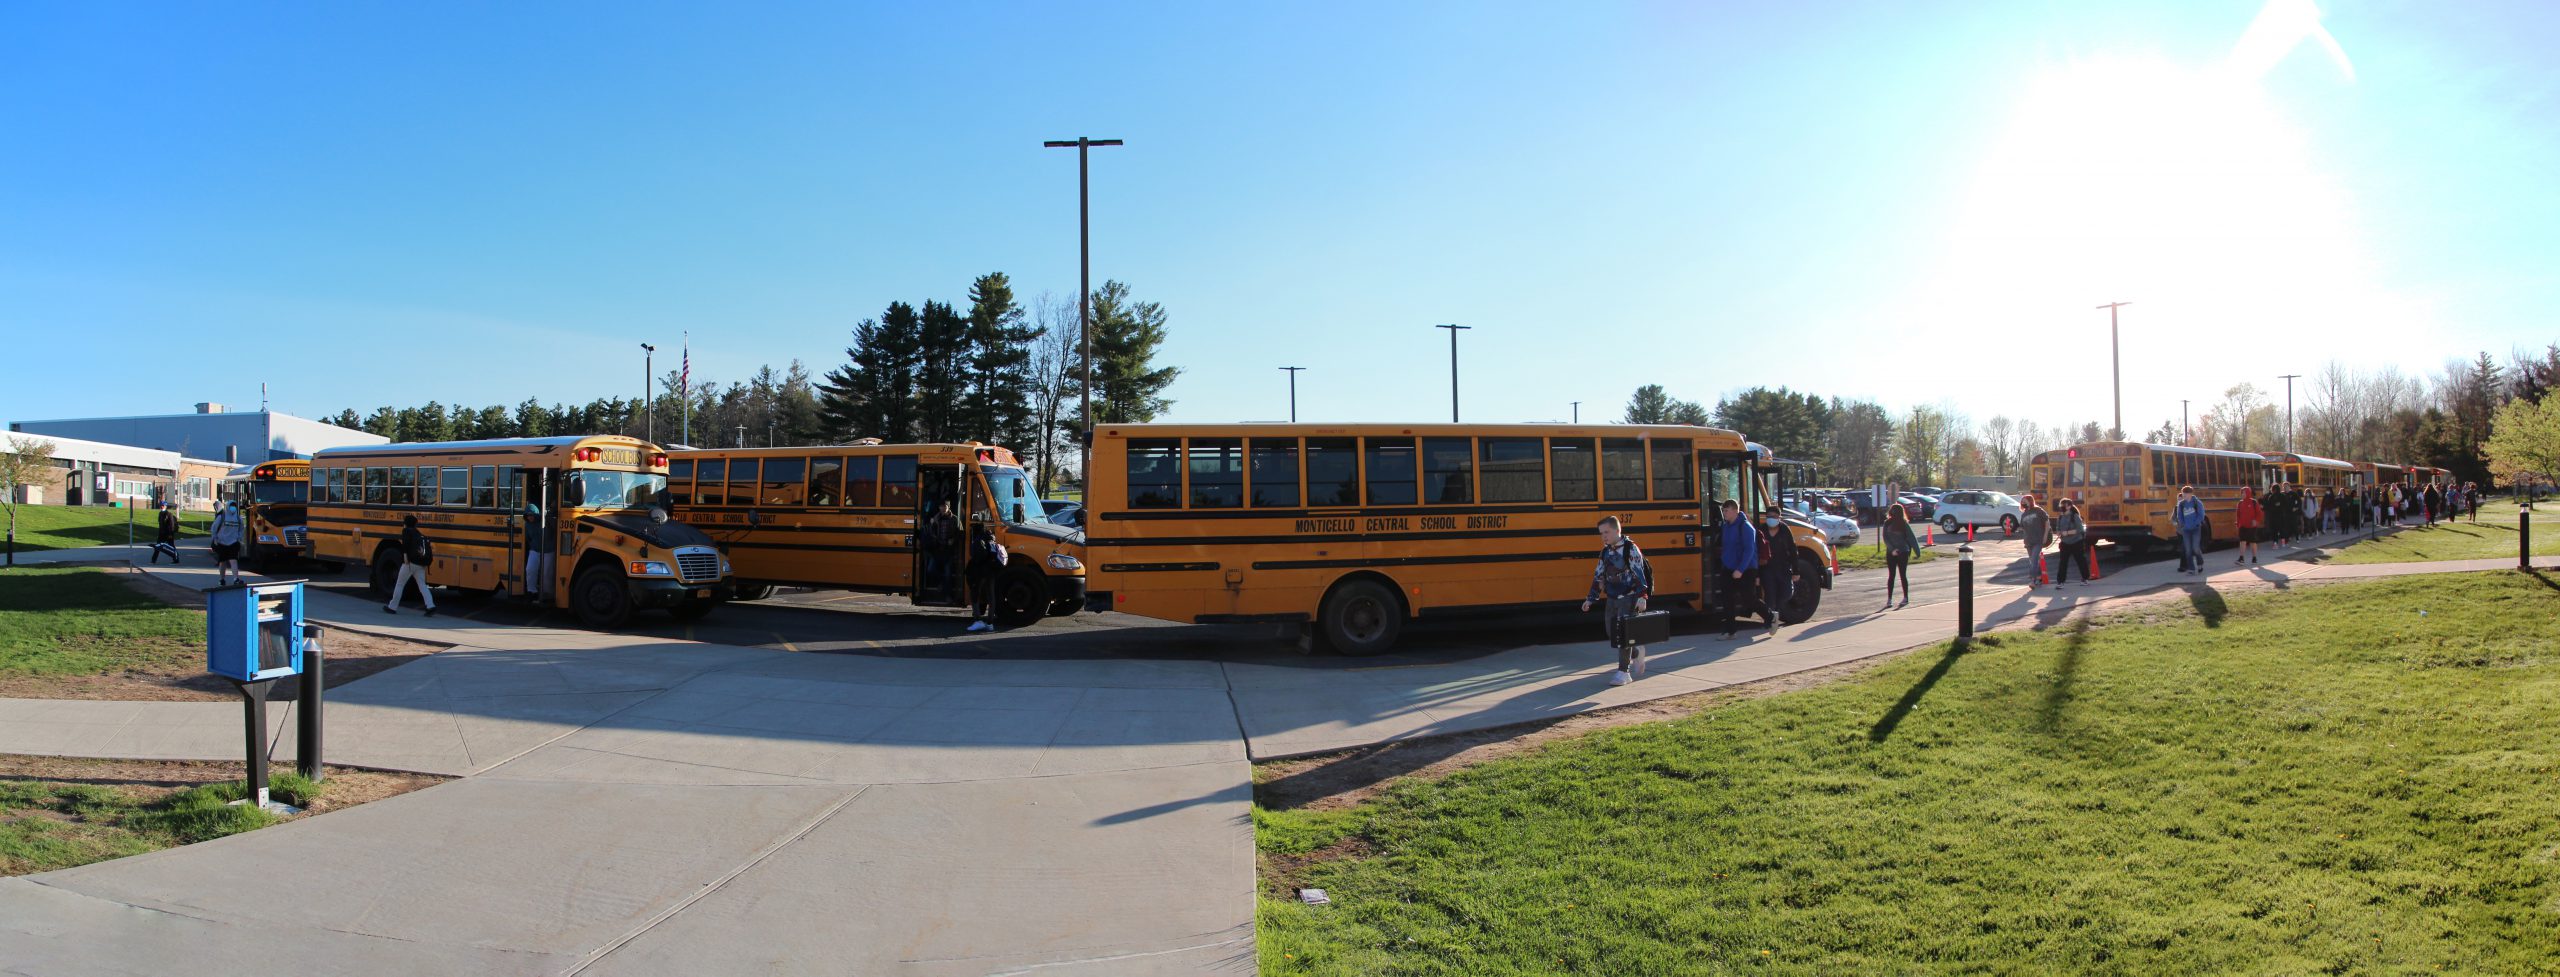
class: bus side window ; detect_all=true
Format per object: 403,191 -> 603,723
693,459 -> 726,506
667,459 -> 693,506
1601,438 -> 1647,502
443,467 -> 469,506
1363,437 -> 1417,506
1422,437 -> 1471,505
1188,439 -> 1243,508
1550,438 -> 1597,502
470,466 -> 496,509
1248,439 -> 1299,508
763,456 -> 807,507
846,456 -> 881,507
419,467 -> 441,505
1305,438 -> 1358,507
882,456 -> 919,509
1126,440 -> 1182,509
388,466 -> 414,507
1650,441 -> 1693,500
809,458 -> 842,507
1479,437 -> 1544,503
497,465 -> 520,510
727,459 -> 761,507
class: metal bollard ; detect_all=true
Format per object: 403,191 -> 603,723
1956,541 -> 1975,645
296,624 -> 325,782
2523,505 -> 2533,572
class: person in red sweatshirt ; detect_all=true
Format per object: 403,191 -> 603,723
2235,486 -> 2265,565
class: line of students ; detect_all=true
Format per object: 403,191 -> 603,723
1580,501 -> 1799,688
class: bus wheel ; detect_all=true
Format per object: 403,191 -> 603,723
571,565 -> 634,629
991,569 -> 1046,627
368,550 -> 401,597
1782,556 -> 1824,625
670,596 -> 721,621
731,584 -> 775,602
1319,578 -> 1403,656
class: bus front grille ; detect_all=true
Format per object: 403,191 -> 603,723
675,551 -> 721,583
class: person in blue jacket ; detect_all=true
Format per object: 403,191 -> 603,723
1717,499 -> 1759,638
2172,484 -> 2208,575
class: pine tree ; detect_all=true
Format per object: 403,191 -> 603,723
1623,385 -> 1671,424
913,300 -> 972,441
964,272 -> 1042,450
776,360 -> 824,445
817,303 -> 923,442
329,409 -> 362,430
515,399 -> 551,438
1077,281 -> 1178,423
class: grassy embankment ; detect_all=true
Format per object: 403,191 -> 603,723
2329,499 -> 2560,565
1259,571 -> 2560,976
2,504 -> 210,553
0,771 -> 323,875
0,567 -> 203,681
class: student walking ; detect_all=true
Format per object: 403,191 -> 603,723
2051,499 -> 2090,586
1757,506 -> 1794,631
2172,485 -> 2207,574
964,521 -> 1008,633
2301,491 -> 2322,540
150,503 -> 183,565
2235,487 -> 2265,564
1881,503 -> 1917,609
1715,500 -> 1758,639
384,514 -> 437,616
520,501 -> 553,604
1581,515 -> 1650,686
2018,495 -> 2052,590
208,500 -> 246,586
2423,484 -> 2443,526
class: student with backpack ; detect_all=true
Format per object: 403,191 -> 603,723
1880,503 -> 1917,609
964,520 -> 1008,634
385,514 -> 437,616
1714,500 -> 1758,639
1580,515 -> 1650,686
1756,506 -> 1793,631
208,500 -> 246,586
150,503 -> 183,565
2172,485 -> 2207,574
2051,499 -> 2091,586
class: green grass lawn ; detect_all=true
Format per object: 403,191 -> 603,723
1258,571 -> 2560,976
2330,501 -> 2560,565
1,771 -> 320,875
1,504 -> 210,552
1834,545 -> 1944,572
0,567 -> 204,678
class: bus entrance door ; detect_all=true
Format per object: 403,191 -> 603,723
1700,451 -> 1751,622
910,463 -> 968,607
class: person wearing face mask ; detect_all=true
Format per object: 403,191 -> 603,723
1756,506 -> 1793,632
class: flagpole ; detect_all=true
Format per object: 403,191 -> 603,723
679,332 -> 689,447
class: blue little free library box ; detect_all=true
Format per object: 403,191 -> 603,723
206,580 -> 307,682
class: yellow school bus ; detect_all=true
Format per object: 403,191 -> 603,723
307,436 -> 733,627
1081,423 -> 1833,654
665,442 -> 1085,625
218,460 -> 316,569
2026,441 -> 2266,548
2259,451 -> 2361,499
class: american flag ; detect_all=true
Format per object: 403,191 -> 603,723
679,334 -> 688,399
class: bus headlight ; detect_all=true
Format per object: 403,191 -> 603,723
1047,553 -> 1083,571
256,534 -> 279,544
627,561 -> 674,577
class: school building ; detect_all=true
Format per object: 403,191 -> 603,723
0,432 -> 231,511
9,402 -> 385,467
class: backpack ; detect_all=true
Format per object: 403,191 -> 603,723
1602,538 -> 1652,594
1755,525 -> 1775,565
406,531 -> 433,564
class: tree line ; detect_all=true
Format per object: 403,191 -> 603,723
1620,342 -> 2560,492
332,272 -> 1178,491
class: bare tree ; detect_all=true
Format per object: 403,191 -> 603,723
1025,292 -> 1080,493
1934,407 -> 1974,486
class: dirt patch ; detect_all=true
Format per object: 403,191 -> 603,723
0,566 -> 449,702
0,754 -> 448,813
1262,834 -> 1378,898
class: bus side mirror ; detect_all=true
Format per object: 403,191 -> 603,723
1012,504 -> 1027,524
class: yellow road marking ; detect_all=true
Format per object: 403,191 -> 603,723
771,631 -> 803,653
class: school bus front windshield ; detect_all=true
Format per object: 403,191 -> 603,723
983,465 -> 1055,527
241,480 -> 307,505
570,470 -> 669,510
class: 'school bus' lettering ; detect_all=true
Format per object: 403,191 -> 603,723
1083,423 -> 1836,655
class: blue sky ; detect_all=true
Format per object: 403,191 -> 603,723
5,1 -> 2556,439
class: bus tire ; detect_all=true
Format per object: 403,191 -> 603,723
571,565 -> 634,630
670,596 -> 721,621
1318,577 -> 1404,656
731,584 -> 775,602
991,568 -> 1047,627
368,548 -> 401,597
1782,555 -> 1824,625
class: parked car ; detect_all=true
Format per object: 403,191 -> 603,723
1785,506 -> 1860,549
1931,490 -> 2022,536
1041,499 -> 1084,530
1895,493 -> 1937,520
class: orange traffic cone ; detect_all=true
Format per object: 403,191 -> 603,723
2087,543 -> 2102,581
2037,553 -> 2048,585
1925,524 -> 1935,546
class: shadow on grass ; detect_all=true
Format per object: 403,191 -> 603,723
2526,569 -> 2559,595
2032,618 -> 2096,735
1867,642 -> 1967,743
2188,587 -> 2228,627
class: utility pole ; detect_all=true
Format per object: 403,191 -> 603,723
1279,367 -> 1304,422
1042,136 -> 1124,490
2181,399 -> 2190,446
639,343 -> 655,442
2095,301 -> 2130,440
2279,373 -> 2302,453
1434,324 -> 1470,422
1571,401 -> 1580,423
734,425 -> 746,449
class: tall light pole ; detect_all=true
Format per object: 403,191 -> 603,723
639,343 -> 655,441
1571,401 -> 1580,423
2279,373 -> 2302,453
2181,399 -> 2190,446
1435,324 -> 1470,422
1043,136 -> 1123,489
1279,367 -> 1305,422
2095,301 -> 2130,440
